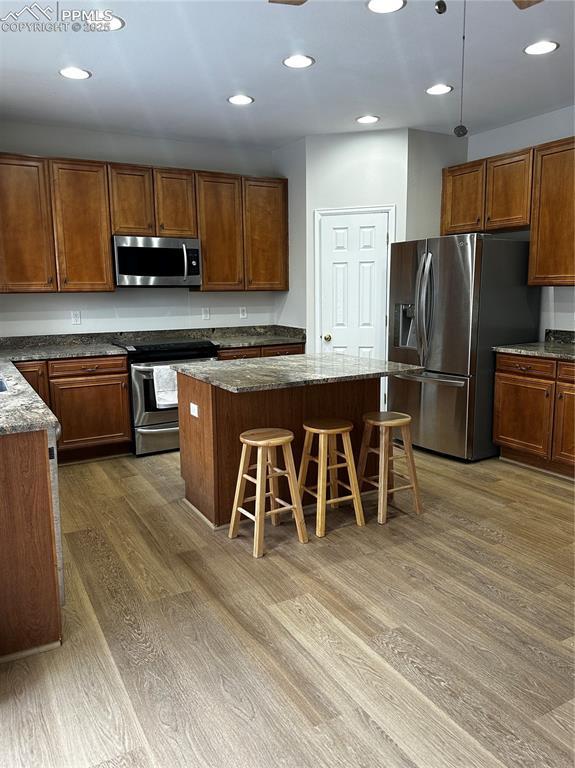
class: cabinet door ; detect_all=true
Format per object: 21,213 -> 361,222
108,164 -> 155,236
552,382 -> 575,465
217,347 -> 261,360
243,177 -> 288,290
485,149 -> 533,230
51,160 -> 114,291
50,374 -> 131,450
154,168 -> 197,237
493,372 -> 554,457
15,361 -> 51,405
441,160 -> 486,235
197,172 -> 244,290
0,155 -> 57,292
529,137 -> 575,285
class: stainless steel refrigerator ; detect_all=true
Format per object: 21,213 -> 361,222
388,234 -> 540,460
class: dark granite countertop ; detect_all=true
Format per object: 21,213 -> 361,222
493,342 -> 575,362
0,325 -> 306,362
174,354 -> 423,394
0,361 -> 60,436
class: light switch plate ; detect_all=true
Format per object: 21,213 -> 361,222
189,402 -> 199,417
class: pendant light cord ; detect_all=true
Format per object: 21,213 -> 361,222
459,0 -> 467,127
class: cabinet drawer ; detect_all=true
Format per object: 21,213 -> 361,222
557,361 -> 575,383
261,344 -> 305,357
218,347 -> 261,360
496,354 -> 556,379
48,355 -> 127,378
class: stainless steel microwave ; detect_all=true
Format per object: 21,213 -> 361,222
114,235 -> 202,287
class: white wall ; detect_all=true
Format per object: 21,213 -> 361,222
467,106 -> 575,339
272,138 -> 307,329
0,120 -> 288,337
406,129 -> 467,240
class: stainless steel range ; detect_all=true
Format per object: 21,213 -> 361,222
114,339 -> 219,455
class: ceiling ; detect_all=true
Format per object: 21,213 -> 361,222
0,0 -> 573,149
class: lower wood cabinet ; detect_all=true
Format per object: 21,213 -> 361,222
218,343 -> 305,360
50,372 -> 131,452
15,361 -> 51,406
493,372 -> 554,457
261,343 -> 305,357
493,353 -> 574,476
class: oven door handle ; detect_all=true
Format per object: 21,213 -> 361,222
131,365 -> 154,377
136,425 -> 180,434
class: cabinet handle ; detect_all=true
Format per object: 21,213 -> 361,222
486,216 -> 490,222
545,390 -> 550,398
558,392 -> 564,400
514,363 -> 532,372
47,276 -> 54,284
476,217 -> 480,224
148,222 -> 153,229
63,276 -> 68,285
81,365 -> 100,372
160,223 -> 165,230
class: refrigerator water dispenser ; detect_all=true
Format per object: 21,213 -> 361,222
393,303 -> 416,349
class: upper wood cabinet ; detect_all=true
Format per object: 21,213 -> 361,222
0,155 -> 57,292
50,159 -> 114,292
154,168 -> 197,237
243,177 -> 288,291
485,148 -> 533,230
528,137 -> 575,286
197,172 -> 245,291
108,164 -> 155,236
441,160 -> 486,235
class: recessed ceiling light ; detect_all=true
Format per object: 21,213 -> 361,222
228,94 -> 254,106
426,83 -> 453,95
282,54 -> 315,69
356,115 -> 380,125
59,66 -> 92,80
108,15 -> 125,31
367,0 -> 406,13
523,40 -> 559,56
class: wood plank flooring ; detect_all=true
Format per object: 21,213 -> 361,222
0,450 -> 573,767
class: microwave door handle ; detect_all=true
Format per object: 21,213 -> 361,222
182,243 -> 188,279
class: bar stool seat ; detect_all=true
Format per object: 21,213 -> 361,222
357,411 -> 423,524
229,427 -> 308,558
299,418 -> 364,537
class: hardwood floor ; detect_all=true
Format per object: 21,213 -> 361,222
0,450 -> 573,767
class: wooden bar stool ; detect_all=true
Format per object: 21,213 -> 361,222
357,411 -> 422,525
298,418 -> 365,538
229,428 -> 308,558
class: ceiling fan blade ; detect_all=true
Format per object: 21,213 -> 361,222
512,0 -> 544,9
269,0 -> 308,5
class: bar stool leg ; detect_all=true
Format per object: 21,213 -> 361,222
253,447 -> 268,558
268,446 -> 281,526
328,434 -> 339,509
401,423 -> 423,515
316,432 -> 329,538
229,443 -> 251,539
357,422 -> 372,490
298,430 -> 313,497
388,439 -> 395,503
341,432 -> 365,528
283,443 -> 309,544
378,427 -> 391,525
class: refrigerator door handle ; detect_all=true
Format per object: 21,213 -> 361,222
414,253 -> 427,363
420,252 -> 433,362
394,372 -> 466,388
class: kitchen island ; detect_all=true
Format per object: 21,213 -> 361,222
175,354 -> 422,527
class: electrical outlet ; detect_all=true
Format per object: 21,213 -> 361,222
239,306 -> 247,319
189,402 -> 199,417
201,307 -> 210,320
71,310 -> 82,326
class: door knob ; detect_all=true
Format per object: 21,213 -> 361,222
323,334 -> 332,342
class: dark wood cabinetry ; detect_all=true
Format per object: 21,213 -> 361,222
50,159 -> 114,291
197,172 -> 245,290
15,361 -> 51,406
528,137 -> 575,286
494,353 -> 574,477
485,149 -> 533,230
0,156 -> 57,293
441,160 -> 486,235
261,343 -> 305,357
218,343 -> 304,360
108,164 -> 155,236
243,177 -> 288,290
154,168 -> 197,237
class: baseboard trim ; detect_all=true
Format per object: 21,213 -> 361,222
0,640 -> 61,665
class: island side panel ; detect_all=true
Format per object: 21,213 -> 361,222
213,378 -> 380,527
0,429 -> 62,658
177,373 -> 218,525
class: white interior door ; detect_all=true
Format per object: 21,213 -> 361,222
317,209 -> 389,360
